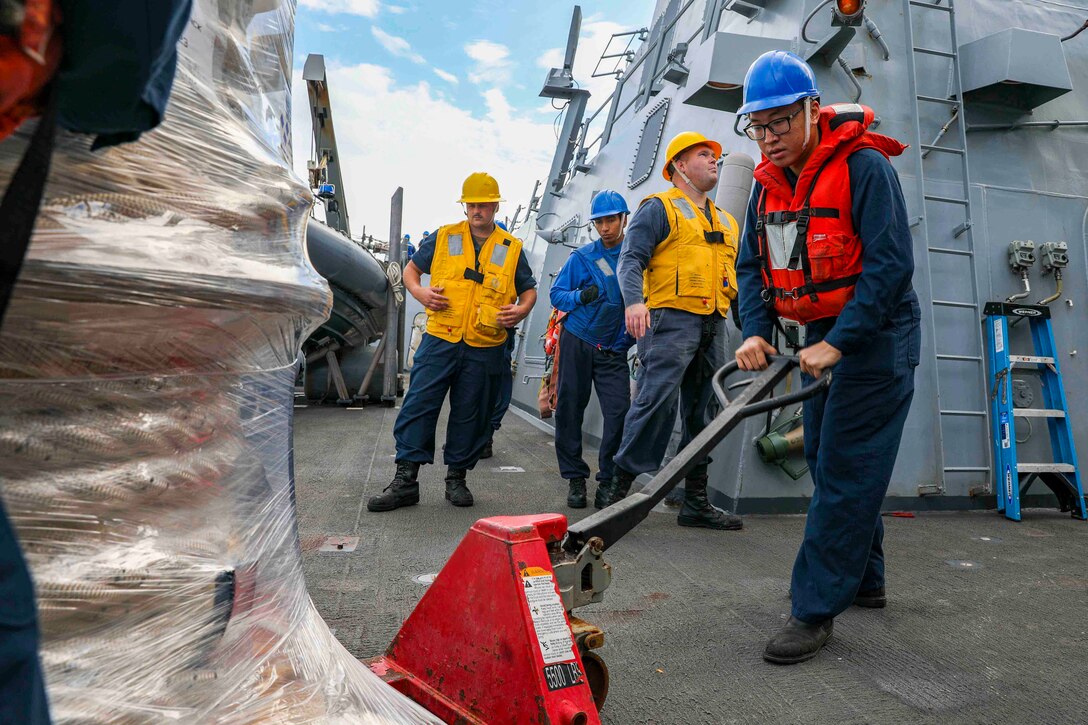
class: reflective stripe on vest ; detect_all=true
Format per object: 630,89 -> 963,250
425,220 -> 521,347
642,187 -> 739,316
753,103 -> 906,324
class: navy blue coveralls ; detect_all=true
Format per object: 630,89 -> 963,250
394,232 -> 536,470
737,148 -> 921,624
549,238 -> 633,483
614,199 -> 730,477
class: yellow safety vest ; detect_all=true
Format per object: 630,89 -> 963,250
425,220 -> 521,347
642,187 -> 739,316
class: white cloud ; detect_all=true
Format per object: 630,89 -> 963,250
291,62 -> 555,238
386,4 -> 408,13
371,26 -> 425,64
464,40 -> 513,85
299,0 -> 379,17
315,22 -> 338,32
482,88 -> 513,125
433,68 -> 458,84
536,48 -> 563,70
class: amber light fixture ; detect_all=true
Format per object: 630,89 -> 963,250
833,0 -> 866,24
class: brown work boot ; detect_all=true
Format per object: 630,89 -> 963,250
444,468 -> 474,507
367,461 -> 420,512
677,470 -> 742,530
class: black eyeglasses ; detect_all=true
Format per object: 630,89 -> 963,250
743,108 -> 803,141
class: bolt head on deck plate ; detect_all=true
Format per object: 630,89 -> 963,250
319,535 -> 359,552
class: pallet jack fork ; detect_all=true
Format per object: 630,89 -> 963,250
367,357 -> 827,724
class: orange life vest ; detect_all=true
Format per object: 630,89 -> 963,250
0,0 -> 61,142
753,103 -> 906,324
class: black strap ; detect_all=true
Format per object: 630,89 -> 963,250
763,208 -> 838,225
729,299 -> 742,331
762,273 -> 861,302
795,160 -> 836,300
0,90 -> 58,331
703,230 -> 725,244
810,274 -> 860,292
463,268 -> 484,283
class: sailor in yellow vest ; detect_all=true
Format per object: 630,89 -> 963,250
368,173 -> 537,511
594,133 -> 743,531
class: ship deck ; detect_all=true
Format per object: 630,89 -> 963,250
295,403 -> 1088,725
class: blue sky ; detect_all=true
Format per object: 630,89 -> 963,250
291,0 -> 658,240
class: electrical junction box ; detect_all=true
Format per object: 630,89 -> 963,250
1008,240 -> 1035,270
1039,241 -> 1069,271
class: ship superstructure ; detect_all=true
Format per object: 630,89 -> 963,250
506,0 -> 1088,513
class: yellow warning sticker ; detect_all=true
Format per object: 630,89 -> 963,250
521,569 -> 576,665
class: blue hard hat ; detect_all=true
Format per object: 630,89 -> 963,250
737,51 -> 820,116
589,190 -> 630,220
496,221 -> 508,231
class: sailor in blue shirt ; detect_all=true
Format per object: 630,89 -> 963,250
548,191 -> 634,509
734,52 -> 920,665
367,174 -> 537,512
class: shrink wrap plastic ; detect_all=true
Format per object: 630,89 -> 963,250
0,1 -> 438,722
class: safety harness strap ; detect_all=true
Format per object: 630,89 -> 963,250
756,156 -> 841,304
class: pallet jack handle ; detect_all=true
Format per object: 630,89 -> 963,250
563,356 -> 829,554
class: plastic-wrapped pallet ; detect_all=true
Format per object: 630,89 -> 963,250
0,1 -> 439,722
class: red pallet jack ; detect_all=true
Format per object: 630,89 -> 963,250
367,357 -> 828,723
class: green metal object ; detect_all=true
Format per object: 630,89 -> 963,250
756,410 -> 808,480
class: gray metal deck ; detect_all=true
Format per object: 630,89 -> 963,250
294,404 -> 1088,725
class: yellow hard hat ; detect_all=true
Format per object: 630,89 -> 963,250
661,132 -> 722,181
458,172 -> 504,203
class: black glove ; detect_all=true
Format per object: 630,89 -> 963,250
579,285 -> 600,304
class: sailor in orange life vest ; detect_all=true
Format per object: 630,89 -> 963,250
367,173 -> 537,512
734,51 -> 920,664
594,132 -> 744,531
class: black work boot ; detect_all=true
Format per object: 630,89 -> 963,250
566,478 -> 587,509
480,437 -> 494,459
677,471 -> 742,530
367,461 -> 420,512
594,468 -> 635,509
853,586 -> 887,608
763,616 -> 833,664
444,468 -> 474,507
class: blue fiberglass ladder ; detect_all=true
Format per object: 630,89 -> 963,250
984,302 -> 1086,522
